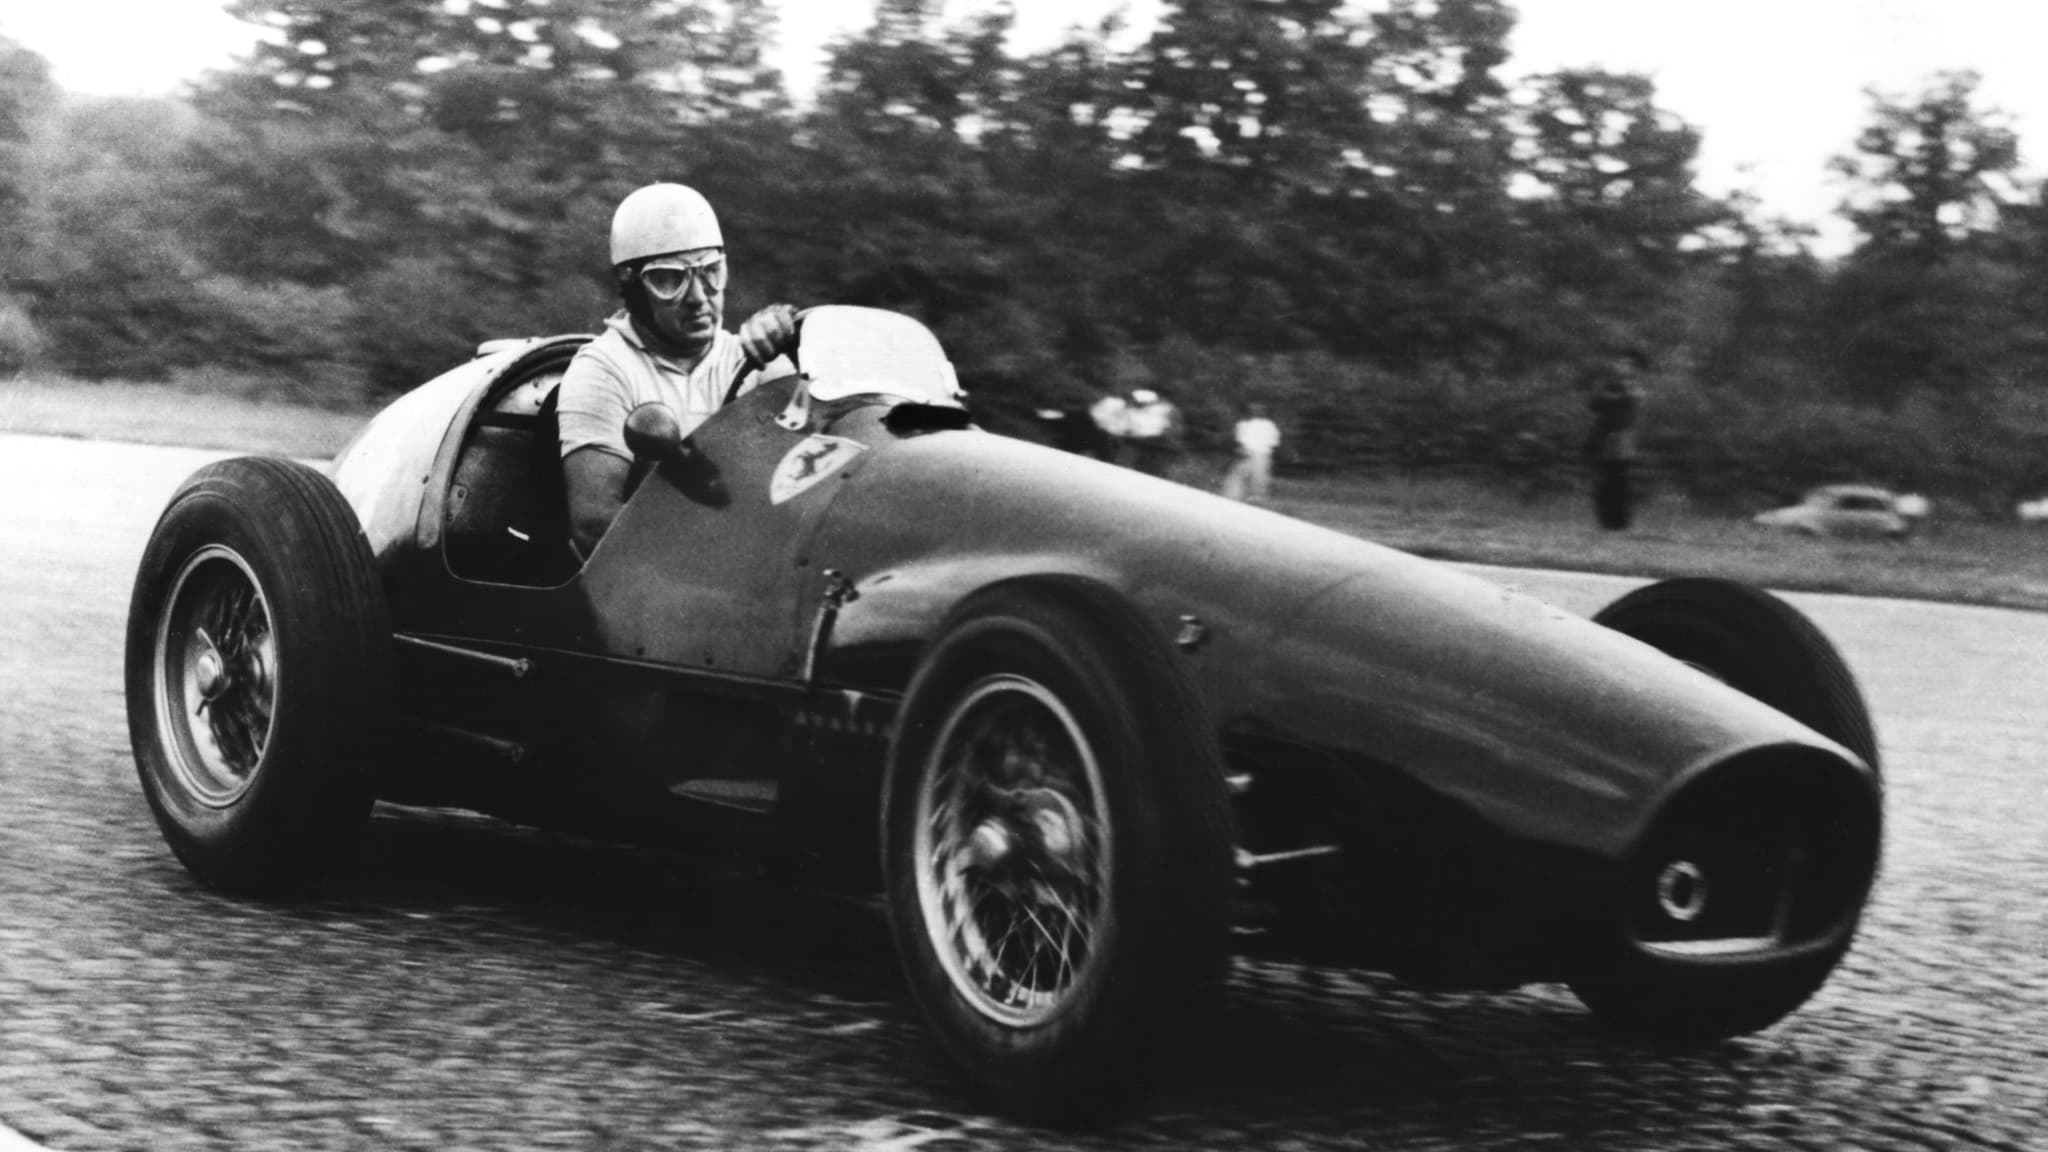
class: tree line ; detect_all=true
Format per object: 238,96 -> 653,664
2,0 -> 2045,513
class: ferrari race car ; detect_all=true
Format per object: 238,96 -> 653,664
126,307 -> 1883,1119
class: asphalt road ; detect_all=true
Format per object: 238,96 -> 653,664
2,432 -> 2043,1152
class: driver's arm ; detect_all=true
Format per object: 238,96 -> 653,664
557,348 -> 636,559
564,447 -> 631,559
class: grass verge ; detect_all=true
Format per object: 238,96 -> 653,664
1,376 -> 368,459
7,377 -> 2044,611
1265,473 -> 2048,612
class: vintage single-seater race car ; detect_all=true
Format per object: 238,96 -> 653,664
126,306 -> 1883,1119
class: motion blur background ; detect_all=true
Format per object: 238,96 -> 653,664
2,0 -> 2046,514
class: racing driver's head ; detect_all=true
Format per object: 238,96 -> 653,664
610,182 -> 727,361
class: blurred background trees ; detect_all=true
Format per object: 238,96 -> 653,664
1,0 -> 2045,512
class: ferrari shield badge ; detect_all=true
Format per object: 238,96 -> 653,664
770,435 -> 868,505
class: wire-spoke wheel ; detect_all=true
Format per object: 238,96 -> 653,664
884,580 -> 1234,1122
916,673 -> 1112,1030
153,545 -> 278,808
126,457 -> 391,896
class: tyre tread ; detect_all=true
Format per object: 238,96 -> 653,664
126,456 -> 391,895
1594,577 -> 1877,768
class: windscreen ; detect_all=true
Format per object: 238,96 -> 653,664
798,306 -> 965,407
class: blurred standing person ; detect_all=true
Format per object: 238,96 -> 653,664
1894,490 -> 1930,539
1125,387 -> 1181,477
1089,391 -> 1132,465
1583,349 -> 1646,530
1222,402 -> 1281,503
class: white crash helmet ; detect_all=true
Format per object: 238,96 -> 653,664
609,183 -> 723,266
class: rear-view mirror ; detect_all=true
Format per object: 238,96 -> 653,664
623,402 -> 682,462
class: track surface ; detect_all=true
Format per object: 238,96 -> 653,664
2,433 -> 2043,1151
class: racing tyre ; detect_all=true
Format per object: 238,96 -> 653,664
126,456 -> 391,896
882,580 -> 1235,1121
1572,577 -> 1881,1046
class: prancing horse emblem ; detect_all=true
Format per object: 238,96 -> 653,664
770,435 -> 867,505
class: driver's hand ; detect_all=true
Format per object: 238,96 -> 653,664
738,303 -> 798,368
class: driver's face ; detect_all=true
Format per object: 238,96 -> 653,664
642,248 -> 725,359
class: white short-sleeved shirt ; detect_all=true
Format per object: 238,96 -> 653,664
1126,399 -> 1176,440
556,312 -> 760,462
1089,395 -> 1130,437
1235,416 -> 1281,455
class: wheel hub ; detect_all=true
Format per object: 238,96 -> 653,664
194,646 -> 228,702
1024,788 -> 1083,861
247,640 -> 274,699
964,788 -> 1087,878
153,545 -> 277,806
968,820 -> 1013,867
915,674 -> 1112,1029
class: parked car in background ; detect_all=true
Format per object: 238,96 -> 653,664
1754,485 -> 1913,540
2018,497 -> 2048,523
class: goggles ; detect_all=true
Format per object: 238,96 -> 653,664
639,255 -> 727,300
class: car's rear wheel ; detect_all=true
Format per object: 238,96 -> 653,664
882,580 -> 1234,1121
126,457 -> 391,896
1572,577 -> 1881,1045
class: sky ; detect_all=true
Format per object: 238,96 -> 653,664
4,0 -> 2046,252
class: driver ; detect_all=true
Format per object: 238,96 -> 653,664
558,182 -> 799,557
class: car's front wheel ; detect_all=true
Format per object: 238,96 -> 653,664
1573,577 -> 1881,1046
125,457 -> 392,896
882,580 -> 1234,1121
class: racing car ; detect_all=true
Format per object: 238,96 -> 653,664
126,306 -> 1883,1119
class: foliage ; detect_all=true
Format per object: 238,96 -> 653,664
0,33 -> 58,371
4,2 -> 2048,514
0,291 -> 41,373
1508,68 -> 1728,360
1814,74 -> 2036,405
11,97 -> 238,379
1831,71 -> 2022,259
0,34 -> 55,255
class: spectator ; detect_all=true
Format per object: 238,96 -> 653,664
1894,491 -> 1930,539
1124,387 -> 1181,477
1089,391 -> 1132,465
1582,349 -> 1646,530
1221,403 -> 1281,503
